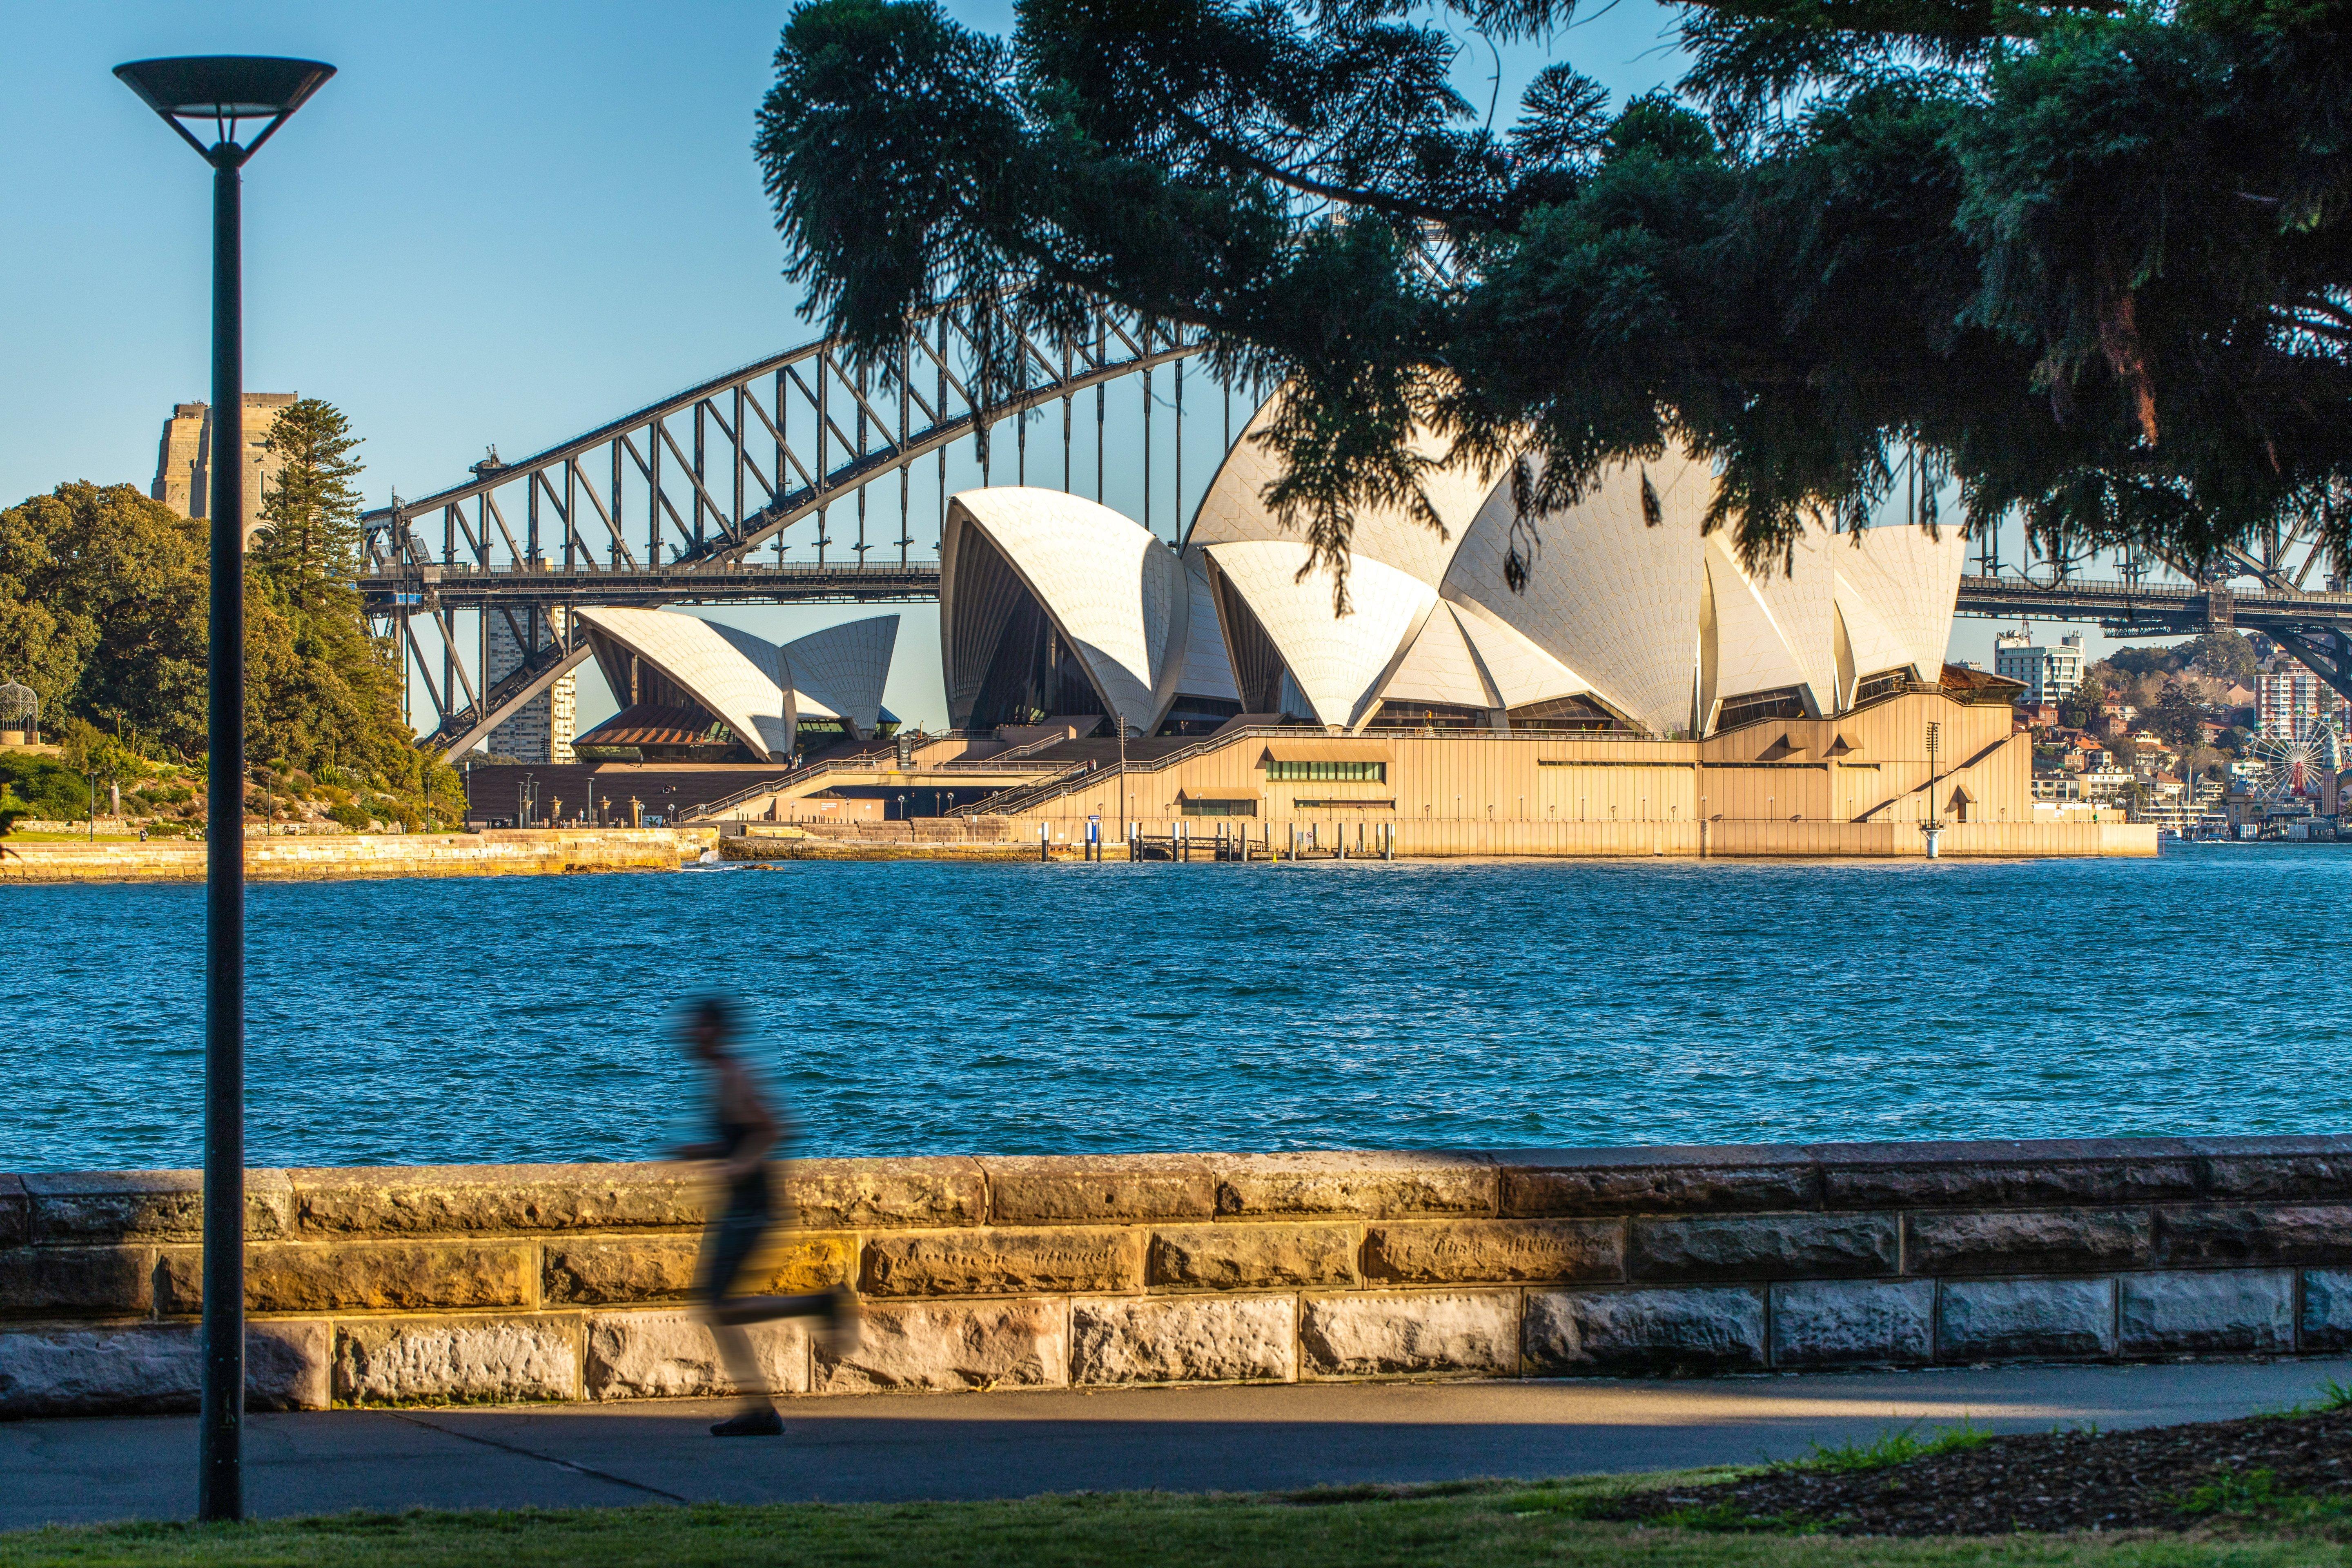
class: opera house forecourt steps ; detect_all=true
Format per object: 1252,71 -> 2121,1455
7,1138 -> 2352,1414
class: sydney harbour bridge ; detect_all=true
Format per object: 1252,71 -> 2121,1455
361,299 -> 2352,756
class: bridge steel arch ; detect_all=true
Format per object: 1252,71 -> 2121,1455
365,299 -> 1229,756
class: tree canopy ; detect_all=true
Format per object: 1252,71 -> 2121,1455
755,0 -> 2352,600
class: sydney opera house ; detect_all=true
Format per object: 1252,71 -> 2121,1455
472,403 -> 2148,854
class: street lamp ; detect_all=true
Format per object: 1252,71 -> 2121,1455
115,53 -> 334,1527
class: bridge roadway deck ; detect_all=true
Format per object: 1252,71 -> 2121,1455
7,1358 -> 2347,1528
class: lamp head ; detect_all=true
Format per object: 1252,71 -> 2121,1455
115,56 -> 334,165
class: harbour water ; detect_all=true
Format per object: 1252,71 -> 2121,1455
9,844 -> 2344,1172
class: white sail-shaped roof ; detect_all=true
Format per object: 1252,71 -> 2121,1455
1439,452 -> 1711,736
1833,524 -> 1968,682
1205,540 -> 1436,731
574,606 -> 794,760
1176,560 -> 1241,704
942,488 -> 1187,735
1703,538 -> 1826,725
783,615 -> 899,740
1445,595 -> 1595,713
1379,602 -> 1498,711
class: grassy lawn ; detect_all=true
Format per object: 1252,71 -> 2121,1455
5,1476 -> 2350,1568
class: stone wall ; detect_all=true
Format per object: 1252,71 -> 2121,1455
0,828 -> 710,883
9,1138 -> 2352,1415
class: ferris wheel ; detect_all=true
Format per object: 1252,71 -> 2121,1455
2246,723 -> 2339,804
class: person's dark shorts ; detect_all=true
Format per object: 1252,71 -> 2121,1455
696,1200 -> 771,1305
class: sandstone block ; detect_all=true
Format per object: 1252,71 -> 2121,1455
1938,1276 -> 2116,1360
290,1163 -> 702,1235
1815,1139 -> 2199,1211
584,1310 -> 810,1399
0,1320 -> 327,1415
816,1298 -> 1069,1392
1212,1152 -> 1494,1219
2119,1269 -> 2295,1355
2303,1270 -> 2352,1350
0,1175 -> 26,1247
1771,1280 -> 1934,1367
784,1157 -> 987,1229
0,1245 -> 153,1318
2189,1136 -> 2352,1202
1497,1146 -> 1817,1218
165,1241 -> 534,1314
335,1314 -> 579,1404
1361,1219 -> 1621,1285
1299,1290 -> 1517,1377
1149,1224 -> 1355,1290
1905,1209 -> 2152,1276
24,1169 -> 291,1243
542,1233 -> 851,1305
1630,1212 -> 1897,1282
982,1156 -> 1217,1225
1522,1286 -> 1767,1375
1071,1294 -> 1296,1384
2157,1205 -> 2352,1267
861,1227 -> 1140,1297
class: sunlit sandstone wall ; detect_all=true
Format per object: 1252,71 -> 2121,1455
0,828 -> 712,883
7,1139 -> 2352,1414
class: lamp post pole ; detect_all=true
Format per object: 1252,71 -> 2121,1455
115,55 -> 334,1525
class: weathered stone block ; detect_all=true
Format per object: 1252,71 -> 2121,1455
0,1175 -> 26,1247
1630,1212 -> 1897,1282
335,1315 -> 579,1404
1299,1291 -> 1517,1377
983,1156 -> 1217,1225
290,1163 -> 701,1236
1149,1224 -> 1355,1290
861,1227 -> 1140,1297
815,1298 -> 1069,1392
1815,1140 -> 2199,1211
2303,1270 -> 2352,1350
162,1241 -> 534,1314
2158,1205 -> 2352,1267
785,1157 -> 987,1230
1497,1147 -> 1817,1218
2190,1136 -> 2352,1202
543,1234 -> 851,1305
24,1169 -> 291,1243
1771,1280 -> 1934,1368
1212,1153 -> 1494,1219
584,1310 -> 811,1399
1071,1295 -> 1296,1384
1361,1219 -> 1621,1285
2119,1270 -> 2295,1355
0,1245 -> 153,1317
1905,1209 -> 2152,1276
1938,1276 -> 2116,1360
0,1320 -> 327,1415
1522,1286 -> 1767,1375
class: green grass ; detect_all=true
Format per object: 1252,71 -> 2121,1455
1787,1421 -> 1996,1474
8,1479 -> 2352,1568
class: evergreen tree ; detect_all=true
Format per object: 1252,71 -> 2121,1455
755,0 -> 2352,595
253,398 -> 365,619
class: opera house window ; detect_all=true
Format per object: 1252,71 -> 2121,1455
1264,760 -> 1386,783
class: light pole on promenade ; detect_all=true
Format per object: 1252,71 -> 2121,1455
114,55 -> 334,1526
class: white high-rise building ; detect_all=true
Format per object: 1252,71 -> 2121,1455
1993,630 -> 2085,705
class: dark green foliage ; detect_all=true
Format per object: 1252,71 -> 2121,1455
0,751 -> 98,820
755,0 -> 2352,595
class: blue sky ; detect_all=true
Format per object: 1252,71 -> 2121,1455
0,2 -> 2100,733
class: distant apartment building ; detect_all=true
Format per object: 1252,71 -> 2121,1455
483,606 -> 577,765
1993,630 -> 2085,705
2255,661 -> 2352,738
151,394 -> 297,547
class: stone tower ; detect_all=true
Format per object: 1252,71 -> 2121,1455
151,394 -> 298,546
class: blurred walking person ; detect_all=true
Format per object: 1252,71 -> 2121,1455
673,995 -> 858,1437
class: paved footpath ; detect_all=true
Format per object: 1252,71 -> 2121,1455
8,1357 -> 2351,1530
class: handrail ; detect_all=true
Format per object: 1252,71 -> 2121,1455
682,748 -> 1074,822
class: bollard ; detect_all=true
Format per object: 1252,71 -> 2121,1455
1040,823 -> 1049,862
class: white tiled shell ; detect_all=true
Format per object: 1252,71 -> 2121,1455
1176,559 -> 1241,703
1704,538 -> 1825,723
1445,595 -> 1595,712
1833,524 -> 1969,683
782,615 -> 900,740
1381,603 -> 1499,710
1205,540 -> 1436,731
1439,451 -> 1710,736
574,606 -> 795,759
1739,528 -> 1840,711
943,488 -> 1188,735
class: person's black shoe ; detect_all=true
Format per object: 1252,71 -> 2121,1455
710,1407 -> 784,1437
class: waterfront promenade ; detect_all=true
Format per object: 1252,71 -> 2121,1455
8,1358 -> 2347,1528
